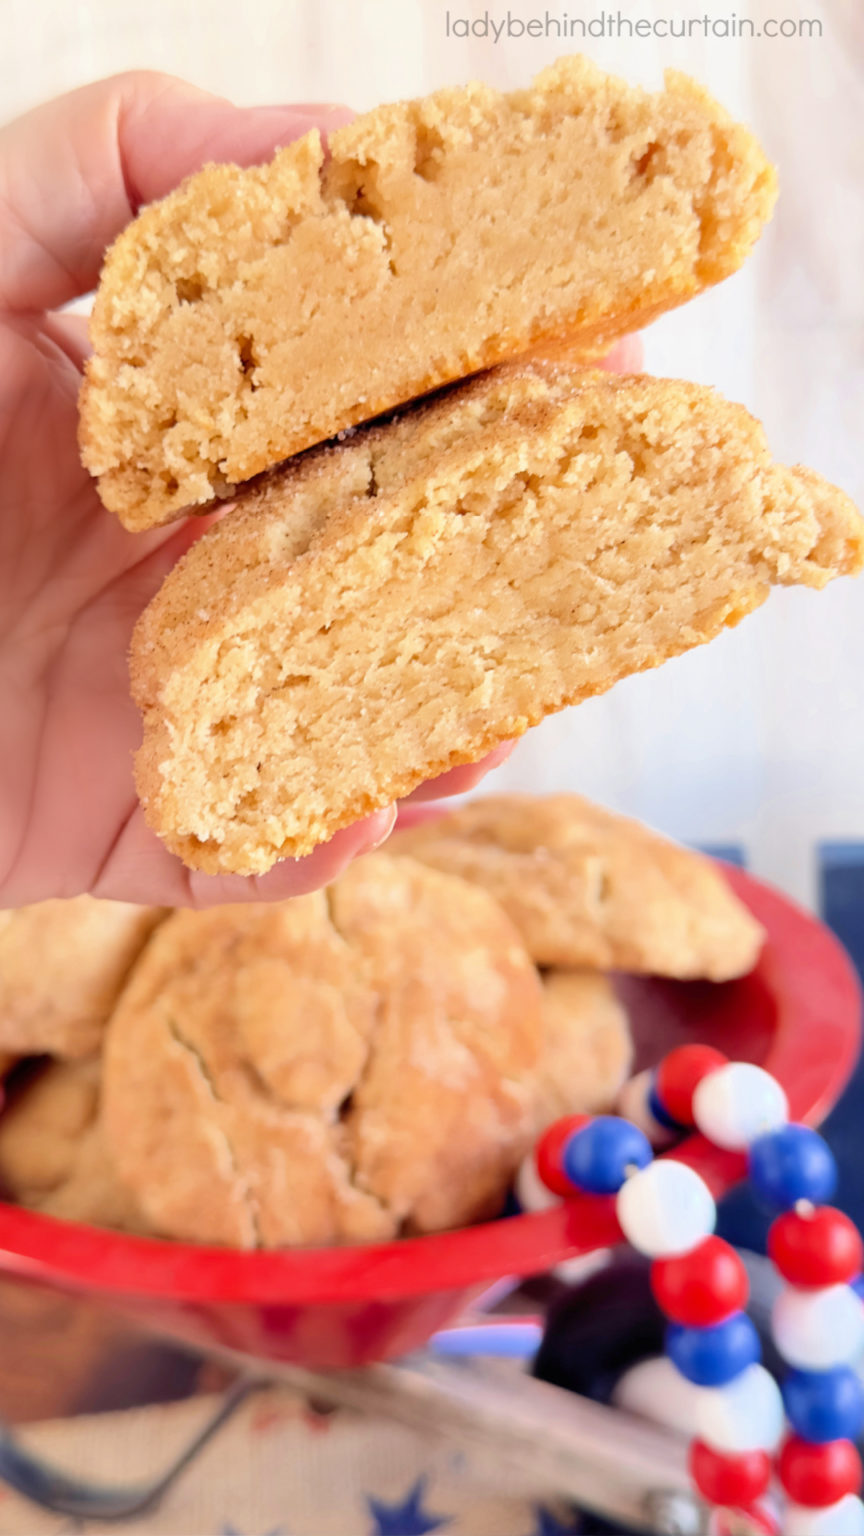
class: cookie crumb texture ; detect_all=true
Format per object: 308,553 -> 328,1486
132,362 -> 864,876
80,57 -> 776,529
101,856 -> 542,1248
392,793 -> 764,980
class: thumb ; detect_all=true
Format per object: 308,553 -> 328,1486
0,70 -> 352,313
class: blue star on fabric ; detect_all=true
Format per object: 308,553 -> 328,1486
367,1476 -> 450,1534
532,1507 -> 585,1536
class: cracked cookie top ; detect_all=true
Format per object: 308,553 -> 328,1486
101,854 -> 543,1248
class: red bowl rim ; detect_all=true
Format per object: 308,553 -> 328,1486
0,864 -> 858,1308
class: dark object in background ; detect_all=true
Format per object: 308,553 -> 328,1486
533,1253 -> 786,1534
533,1256 -> 662,1405
533,1258 -> 663,1536
535,1252 -> 784,1405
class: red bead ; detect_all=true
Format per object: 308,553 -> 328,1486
778,1436 -> 862,1507
651,1237 -> 749,1326
689,1441 -> 771,1507
535,1114 -> 591,1196
768,1207 -> 864,1288
655,1045 -> 728,1126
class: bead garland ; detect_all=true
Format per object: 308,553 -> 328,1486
517,1045 -> 864,1534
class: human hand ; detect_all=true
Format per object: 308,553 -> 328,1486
0,72 -> 640,910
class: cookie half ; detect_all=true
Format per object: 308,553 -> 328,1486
80,56 -> 776,529
101,855 -> 542,1248
392,793 -> 763,980
131,361 -> 863,875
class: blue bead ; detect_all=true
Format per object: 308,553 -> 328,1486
665,1312 -> 761,1387
748,1124 -> 837,1209
783,1367 -> 864,1444
647,1074 -> 684,1132
561,1116 -> 652,1196
852,1273 -> 864,1303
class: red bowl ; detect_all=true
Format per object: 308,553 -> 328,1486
0,866 -> 858,1370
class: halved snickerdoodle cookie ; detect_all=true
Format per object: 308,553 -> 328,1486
80,56 -> 776,530
131,362 -> 863,875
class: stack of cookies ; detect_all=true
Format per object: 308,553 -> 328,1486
0,795 -> 763,1249
77,55 -> 862,878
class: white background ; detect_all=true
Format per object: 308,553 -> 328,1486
3,0 -> 862,905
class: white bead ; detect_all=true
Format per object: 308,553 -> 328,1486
617,1070 -> 676,1148
692,1062 -> 788,1150
615,1159 -> 715,1257
785,1496 -> 864,1536
694,1363 -> 785,1453
772,1283 -> 864,1369
612,1356 -> 702,1438
514,1154 -> 558,1213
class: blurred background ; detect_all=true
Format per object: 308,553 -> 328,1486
4,0 -> 862,914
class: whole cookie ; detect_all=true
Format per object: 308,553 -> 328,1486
391,794 -> 764,980
102,856 -> 543,1249
0,1058 -> 146,1232
0,898 -> 165,1057
535,972 -> 633,1129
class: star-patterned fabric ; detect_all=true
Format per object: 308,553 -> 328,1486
0,1388 -> 592,1536
366,1478 -> 449,1535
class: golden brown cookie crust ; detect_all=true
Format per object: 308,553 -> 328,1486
535,971 -> 633,1128
392,794 -> 765,980
0,1059 -> 147,1232
79,56 -> 777,529
101,855 -> 543,1248
130,361 -> 863,875
0,898 -> 165,1057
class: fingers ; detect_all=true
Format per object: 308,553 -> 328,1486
597,334 -> 644,373
0,71 -> 352,313
87,738 -> 513,906
394,803 -> 450,832
90,803 -> 396,907
89,739 -> 514,904
41,311 -> 92,370
400,741 -> 517,804
186,807 -> 397,907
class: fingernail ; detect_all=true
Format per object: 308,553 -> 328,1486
358,805 -> 398,854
